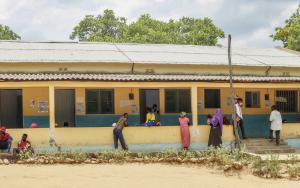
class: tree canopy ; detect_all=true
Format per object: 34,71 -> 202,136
70,9 -> 224,45
0,24 -> 21,40
271,4 -> 300,51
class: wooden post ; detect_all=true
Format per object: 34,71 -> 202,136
228,34 -> 241,149
49,86 -> 55,129
191,86 -> 198,126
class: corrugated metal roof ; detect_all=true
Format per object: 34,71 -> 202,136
0,41 -> 300,67
0,73 -> 300,82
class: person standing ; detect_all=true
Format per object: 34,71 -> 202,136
179,112 -> 190,150
269,105 -> 282,146
235,98 -> 246,139
113,113 -> 129,150
208,109 -> 223,148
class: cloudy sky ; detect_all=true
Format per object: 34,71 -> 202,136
0,0 -> 299,47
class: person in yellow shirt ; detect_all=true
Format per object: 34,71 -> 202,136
145,107 -> 157,126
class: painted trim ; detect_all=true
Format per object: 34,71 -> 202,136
23,116 -> 49,128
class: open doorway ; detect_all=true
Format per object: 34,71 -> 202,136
0,89 -> 23,128
139,89 -> 160,123
55,89 -> 75,127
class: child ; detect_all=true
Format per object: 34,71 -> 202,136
17,133 -> 33,153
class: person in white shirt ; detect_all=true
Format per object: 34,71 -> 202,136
269,105 -> 283,146
235,98 -> 246,139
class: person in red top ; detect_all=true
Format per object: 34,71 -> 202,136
17,134 -> 33,153
0,126 -> 13,152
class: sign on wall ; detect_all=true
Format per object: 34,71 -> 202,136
76,97 -> 85,115
38,100 -> 48,113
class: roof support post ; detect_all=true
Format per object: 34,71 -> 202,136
49,85 -> 55,130
191,86 -> 198,126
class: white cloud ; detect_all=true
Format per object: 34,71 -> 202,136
0,0 -> 298,47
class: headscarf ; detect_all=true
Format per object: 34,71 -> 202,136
0,126 -> 6,133
180,111 -> 186,118
211,109 -> 223,126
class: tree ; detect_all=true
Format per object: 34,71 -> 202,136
70,9 -> 225,45
0,24 -> 21,40
70,9 -> 127,42
271,4 -> 300,51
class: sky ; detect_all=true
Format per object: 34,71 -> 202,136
0,0 -> 299,47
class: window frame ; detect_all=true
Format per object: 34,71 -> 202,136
85,89 -> 115,114
204,89 -> 221,109
245,91 -> 261,108
275,90 -> 298,113
164,89 -> 191,113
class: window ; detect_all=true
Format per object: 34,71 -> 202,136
204,89 -> 220,108
245,91 -> 260,108
276,90 -> 298,113
86,89 -> 114,114
165,89 -> 191,113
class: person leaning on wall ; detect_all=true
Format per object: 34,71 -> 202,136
113,113 -> 129,150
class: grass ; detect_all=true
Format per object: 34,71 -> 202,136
4,147 -> 300,180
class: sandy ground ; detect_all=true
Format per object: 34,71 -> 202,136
0,164 -> 299,188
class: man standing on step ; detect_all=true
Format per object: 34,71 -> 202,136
235,98 -> 246,139
269,105 -> 282,146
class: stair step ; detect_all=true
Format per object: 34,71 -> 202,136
243,139 -> 285,144
244,143 -> 288,147
247,145 -> 291,150
0,152 -> 12,159
248,148 -> 296,154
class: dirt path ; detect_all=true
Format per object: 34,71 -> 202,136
0,164 -> 299,188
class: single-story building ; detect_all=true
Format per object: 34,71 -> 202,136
0,41 -> 300,149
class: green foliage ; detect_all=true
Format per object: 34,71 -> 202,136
287,165 -> 300,178
0,24 -> 21,40
70,9 -> 224,45
271,4 -> 300,51
252,155 -> 281,178
70,9 -> 127,42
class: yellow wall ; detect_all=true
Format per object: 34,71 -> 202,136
197,87 -> 295,115
1,62 -> 300,77
13,86 -> 300,117
22,87 -> 49,116
282,123 -> 300,138
7,126 -> 235,147
7,123 -> 300,147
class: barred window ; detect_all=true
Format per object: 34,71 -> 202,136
276,90 -> 298,113
245,91 -> 260,108
165,89 -> 191,113
86,89 -> 114,114
204,89 -> 220,108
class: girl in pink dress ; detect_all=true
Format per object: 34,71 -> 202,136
179,112 -> 190,150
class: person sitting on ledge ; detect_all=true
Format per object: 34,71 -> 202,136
0,126 -> 13,153
145,107 -> 160,126
16,133 -> 33,154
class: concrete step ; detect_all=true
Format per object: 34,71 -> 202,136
248,148 -> 296,154
0,152 -> 12,159
242,139 -> 285,144
243,139 -> 295,154
247,145 -> 291,150
244,142 -> 288,147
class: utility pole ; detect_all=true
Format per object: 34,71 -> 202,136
228,34 -> 241,149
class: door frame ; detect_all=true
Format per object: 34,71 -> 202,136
139,89 -> 160,123
55,89 -> 76,127
0,89 -> 23,128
